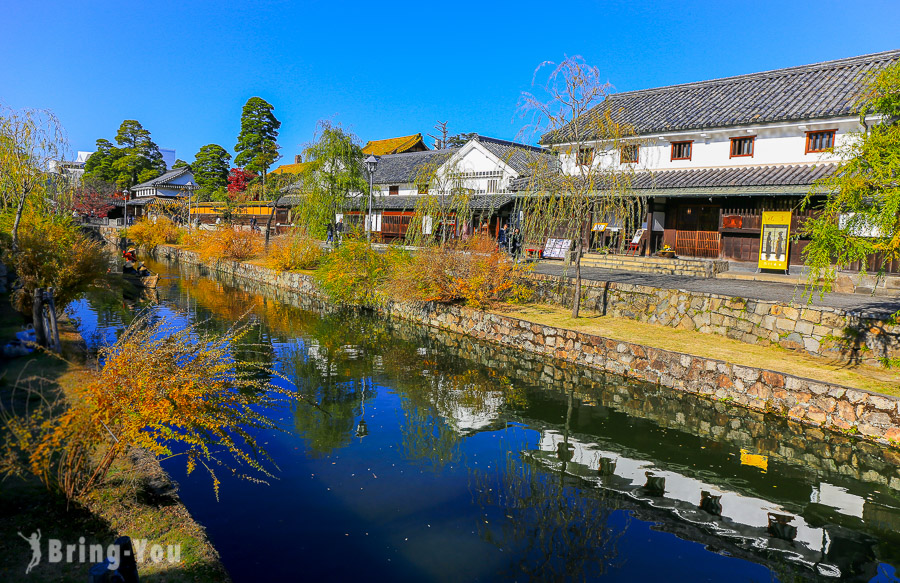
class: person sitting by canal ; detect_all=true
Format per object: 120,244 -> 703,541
123,248 -> 150,277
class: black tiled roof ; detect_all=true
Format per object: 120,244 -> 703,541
543,50 -> 900,143
131,167 -> 194,189
371,148 -> 458,184
277,193 -> 514,212
474,136 -> 550,174
509,163 -> 837,195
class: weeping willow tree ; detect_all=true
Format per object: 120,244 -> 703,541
0,107 -> 69,254
517,56 -> 647,318
285,121 -> 367,238
802,61 -> 900,296
404,149 -> 475,245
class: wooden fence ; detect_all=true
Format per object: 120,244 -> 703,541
675,230 -> 721,258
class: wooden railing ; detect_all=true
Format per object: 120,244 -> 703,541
719,208 -> 816,232
675,230 -> 721,258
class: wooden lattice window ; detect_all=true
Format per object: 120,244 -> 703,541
620,144 -> 639,164
730,136 -> 755,158
576,147 -> 594,166
389,185 -> 399,195
671,141 -> 692,161
806,130 -> 836,154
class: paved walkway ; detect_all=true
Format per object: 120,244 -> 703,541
535,262 -> 900,316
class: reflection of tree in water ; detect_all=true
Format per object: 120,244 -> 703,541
279,312 -> 392,456
471,389 -> 626,581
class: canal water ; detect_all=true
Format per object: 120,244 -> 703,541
70,258 -> 900,582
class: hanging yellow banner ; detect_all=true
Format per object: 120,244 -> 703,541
758,211 -> 792,271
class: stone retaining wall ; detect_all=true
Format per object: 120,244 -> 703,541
152,244 -> 900,447
527,273 -> 900,366
386,320 -> 900,490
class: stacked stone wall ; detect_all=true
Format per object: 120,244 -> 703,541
526,273 -> 900,366
151,244 -> 900,448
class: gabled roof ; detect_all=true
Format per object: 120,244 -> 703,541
474,136 -> 553,174
371,148 -> 459,184
510,163 -> 837,196
362,133 -> 429,155
131,167 -> 194,190
543,50 -> 900,144
270,161 -> 312,175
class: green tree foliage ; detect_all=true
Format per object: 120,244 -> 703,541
803,62 -> 900,292
172,158 -> 190,169
234,97 -> 281,179
314,238 -> 388,306
291,121 -> 367,237
445,132 -> 478,148
83,120 -> 166,189
192,143 -> 232,197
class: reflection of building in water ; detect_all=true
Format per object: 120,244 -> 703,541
433,384 -> 505,435
532,431 -> 880,581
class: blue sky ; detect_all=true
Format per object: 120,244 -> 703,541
2,0 -> 898,165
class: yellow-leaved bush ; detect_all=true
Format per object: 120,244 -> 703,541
1,209 -> 109,315
266,229 -> 322,271
183,226 -> 264,263
2,315 -> 292,500
123,216 -> 183,249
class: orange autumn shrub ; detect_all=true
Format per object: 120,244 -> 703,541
385,235 -> 531,308
1,315 -> 291,500
185,226 -> 264,263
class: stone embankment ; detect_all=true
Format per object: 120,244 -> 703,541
151,244 -> 900,448
386,318 -> 900,490
529,273 -> 900,366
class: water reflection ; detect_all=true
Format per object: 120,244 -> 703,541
66,257 -> 900,582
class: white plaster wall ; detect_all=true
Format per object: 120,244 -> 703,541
373,141 -> 519,197
558,117 -> 864,174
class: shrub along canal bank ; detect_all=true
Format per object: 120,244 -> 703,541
0,298 -> 230,581
150,244 -> 900,448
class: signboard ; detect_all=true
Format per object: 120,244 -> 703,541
591,222 -> 608,232
543,238 -> 572,260
630,229 -> 645,245
757,211 -> 791,271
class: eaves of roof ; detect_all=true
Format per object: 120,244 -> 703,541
542,50 -> 900,144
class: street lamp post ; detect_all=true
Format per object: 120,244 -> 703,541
365,155 -> 378,242
123,189 -> 129,227
185,181 -> 194,230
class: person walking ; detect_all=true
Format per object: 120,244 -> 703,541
335,218 -> 344,245
510,227 -> 523,261
326,222 -> 334,245
498,223 -> 509,252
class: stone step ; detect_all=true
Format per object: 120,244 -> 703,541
576,253 -> 727,278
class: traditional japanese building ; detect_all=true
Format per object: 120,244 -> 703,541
279,135 -> 550,240
531,49 -> 900,270
130,166 -> 197,200
361,133 -> 429,156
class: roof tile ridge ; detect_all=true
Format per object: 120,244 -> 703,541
606,50 -> 900,100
